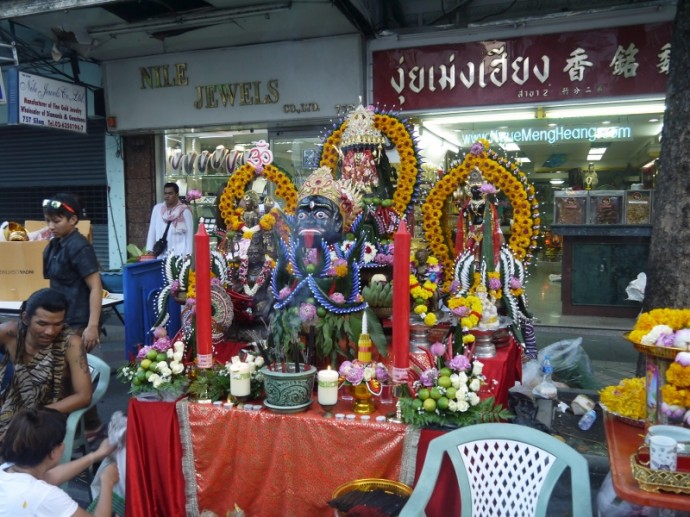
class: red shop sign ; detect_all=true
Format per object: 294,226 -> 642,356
372,22 -> 671,111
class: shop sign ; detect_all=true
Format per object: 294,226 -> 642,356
372,23 -> 671,111
457,125 -> 633,146
6,69 -> 87,133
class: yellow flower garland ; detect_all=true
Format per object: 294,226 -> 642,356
422,142 -> 540,291
628,308 -> 690,344
218,163 -> 298,230
319,113 -> 421,217
599,377 -> 646,420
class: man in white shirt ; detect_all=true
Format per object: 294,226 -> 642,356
146,182 -> 194,257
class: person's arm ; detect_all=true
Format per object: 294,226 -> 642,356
183,207 -> 195,255
45,335 -> 92,414
45,438 -> 115,486
145,205 -> 158,252
81,271 -> 102,351
0,320 -> 18,352
72,463 -> 119,517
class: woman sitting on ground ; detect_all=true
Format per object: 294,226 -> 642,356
0,407 -> 119,516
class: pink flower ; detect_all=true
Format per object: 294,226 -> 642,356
656,332 -> 676,347
137,345 -> 152,360
430,341 -> 446,357
488,277 -> 502,290
186,189 -> 202,202
338,361 -> 353,377
470,142 -> 484,156
152,337 -> 171,352
508,277 -> 522,289
330,292 -> 346,304
153,327 -> 168,339
448,354 -> 471,372
299,303 -> 316,323
452,306 -> 470,317
278,287 -> 292,300
479,182 -> 496,195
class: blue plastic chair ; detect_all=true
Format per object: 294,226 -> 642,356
400,423 -> 592,517
59,354 -> 111,485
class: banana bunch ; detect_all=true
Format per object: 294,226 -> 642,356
362,280 -> 393,308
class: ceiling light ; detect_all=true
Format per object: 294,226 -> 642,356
88,2 -> 291,37
549,179 -> 565,185
588,147 -> 608,155
602,120 -> 610,125
649,118 -> 659,123
517,157 -> 531,163
587,154 -> 604,161
545,101 -> 665,119
503,143 -> 520,152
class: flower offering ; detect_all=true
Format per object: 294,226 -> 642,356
599,377 -> 646,420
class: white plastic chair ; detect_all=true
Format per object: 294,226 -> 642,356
400,423 -> 593,517
59,354 -> 111,474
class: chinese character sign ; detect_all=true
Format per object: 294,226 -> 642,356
373,22 -> 671,110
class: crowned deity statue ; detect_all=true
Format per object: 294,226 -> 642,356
452,167 -> 537,359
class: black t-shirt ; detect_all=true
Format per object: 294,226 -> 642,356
43,230 -> 100,327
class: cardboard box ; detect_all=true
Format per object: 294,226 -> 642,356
0,220 -> 92,301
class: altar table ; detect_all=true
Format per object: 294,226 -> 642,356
125,341 -> 522,516
604,412 -> 690,511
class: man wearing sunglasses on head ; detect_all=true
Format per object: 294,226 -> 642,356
42,194 -> 102,352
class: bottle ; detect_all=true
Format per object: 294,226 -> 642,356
532,355 -> 557,399
578,409 -> 597,431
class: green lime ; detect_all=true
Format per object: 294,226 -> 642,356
423,398 -> 437,413
438,376 -> 452,389
136,370 -> 147,382
316,307 -> 327,317
437,397 -> 450,411
140,359 -> 152,370
144,370 -> 154,380
156,352 -> 167,363
414,298 -> 426,306
371,197 -> 381,206
412,398 -> 423,410
132,377 -> 142,386
305,264 -> 316,274
430,387 -> 442,400
440,367 -> 452,377
346,233 -> 355,240
382,199 -> 393,207
418,388 -> 430,400
445,387 -> 457,400
146,349 -> 158,361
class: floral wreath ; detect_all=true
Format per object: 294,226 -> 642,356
232,255 -> 276,297
218,162 -> 298,231
318,110 -> 423,218
422,139 -> 540,291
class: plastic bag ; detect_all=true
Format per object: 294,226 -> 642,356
537,338 -> 600,390
521,359 -> 542,390
91,410 -> 127,501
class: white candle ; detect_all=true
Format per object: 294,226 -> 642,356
230,363 -> 251,397
318,368 -> 339,406
362,311 -> 368,335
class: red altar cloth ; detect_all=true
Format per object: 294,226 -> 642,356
125,400 -> 187,517
124,340 -> 522,517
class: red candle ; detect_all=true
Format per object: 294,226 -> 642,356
392,218 -> 411,382
195,221 -> 213,368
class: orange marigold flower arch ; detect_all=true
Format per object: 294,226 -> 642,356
422,143 -> 541,291
218,163 -> 298,230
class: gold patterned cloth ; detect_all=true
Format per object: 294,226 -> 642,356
178,399 -> 409,516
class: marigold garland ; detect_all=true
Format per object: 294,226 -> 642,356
628,308 -> 690,344
599,377 -> 646,420
422,141 -> 540,291
318,112 -> 422,218
218,163 -> 298,230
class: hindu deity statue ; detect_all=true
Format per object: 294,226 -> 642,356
452,168 -> 537,359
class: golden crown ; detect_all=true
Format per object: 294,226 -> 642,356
340,104 -> 386,149
298,167 -> 362,230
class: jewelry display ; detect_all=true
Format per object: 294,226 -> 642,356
183,151 -> 197,175
197,150 -> 210,174
169,148 -> 183,172
210,145 -> 228,171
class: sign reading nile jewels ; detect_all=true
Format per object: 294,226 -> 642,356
372,23 -> 671,110
6,69 -> 87,133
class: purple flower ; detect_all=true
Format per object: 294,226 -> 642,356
452,306 -> 469,317
346,366 -> 364,385
488,277 -> 502,290
508,276 -> 522,289
339,361 -> 353,377
470,142 -> 484,156
305,248 -> 318,265
152,336 -> 171,352
430,341 -> 446,357
170,279 -> 181,294
448,354 -> 471,372
211,277 -> 221,287
278,287 -> 292,300
299,303 -> 316,323
330,292 -> 345,304
479,182 -> 496,195
656,332 -> 676,347
376,365 -> 390,383
137,345 -> 152,360
420,368 -> 438,387
449,280 -> 460,294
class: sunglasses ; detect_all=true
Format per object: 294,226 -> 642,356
43,199 -> 76,214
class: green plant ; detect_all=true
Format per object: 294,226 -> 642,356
126,243 -> 146,263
